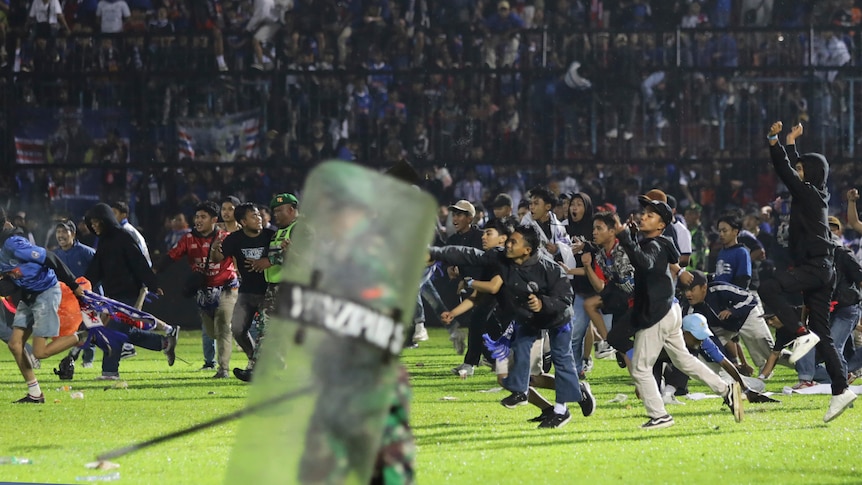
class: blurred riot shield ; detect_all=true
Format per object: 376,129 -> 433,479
225,161 -> 436,484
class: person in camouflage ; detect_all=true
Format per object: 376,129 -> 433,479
292,164 -> 419,485
235,193 -> 301,382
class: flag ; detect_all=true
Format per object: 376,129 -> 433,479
176,110 -> 262,162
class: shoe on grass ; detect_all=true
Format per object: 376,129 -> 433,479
120,344 -> 137,360
824,388 -> 857,423
212,370 -> 229,379
199,364 -> 216,371
528,407 -> 555,423
451,363 -> 474,377
500,391 -> 528,409
579,382 -> 595,417
724,382 -> 743,423
641,414 -> 674,430
538,409 -> 571,429
13,394 -> 44,404
233,368 -> 253,382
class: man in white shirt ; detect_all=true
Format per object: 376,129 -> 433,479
96,0 -> 130,34
667,195 -> 693,267
26,0 -> 70,37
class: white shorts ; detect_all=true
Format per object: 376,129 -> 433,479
254,23 -> 281,43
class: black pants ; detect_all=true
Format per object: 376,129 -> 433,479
759,259 -> 848,394
463,307 -> 496,366
607,309 -> 635,354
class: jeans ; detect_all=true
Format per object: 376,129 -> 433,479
570,293 -> 590,373
795,303 -> 861,380
505,321 -> 582,404
759,259 -> 848,394
201,325 -> 216,367
231,292 -> 265,361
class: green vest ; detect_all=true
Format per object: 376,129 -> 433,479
264,223 -> 295,284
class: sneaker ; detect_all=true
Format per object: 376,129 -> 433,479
583,358 -> 594,374
82,362 -> 93,368
791,380 -> 817,390
528,407 -> 555,423
623,131 -> 634,140
605,128 -> 619,139
724,382 -> 744,423
824,388 -> 857,423
478,357 -> 494,369
95,375 -> 120,381
538,409 -> 572,429
199,364 -> 216,371
500,391 -> 528,409
164,326 -> 180,367
412,323 -> 429,342
787,332 -> 820,365
451,363 -> 474,377
53,355 -> 75,381
212,370 -> 230,379
848,370 -> 862,385
595,340 -> 616,360
641,414 -> 674,430
233,367 -> 253,382
13,394 -> 45,404
578,381 -> 595,417
656,119 -> 669,129
120,344 -> 137,360
251,63 -> 264,71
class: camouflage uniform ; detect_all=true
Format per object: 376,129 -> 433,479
296,170 -> 418,485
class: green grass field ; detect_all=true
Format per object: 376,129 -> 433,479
0,328 -> 859,484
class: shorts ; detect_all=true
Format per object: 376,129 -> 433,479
495,333 -> 544,376
13,283 -> 62,338
254,23 -> 281,43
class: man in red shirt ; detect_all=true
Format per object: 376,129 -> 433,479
161,201 -> 239,378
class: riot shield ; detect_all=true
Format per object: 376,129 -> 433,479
225,161 -> 436,485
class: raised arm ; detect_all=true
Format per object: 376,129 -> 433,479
768,121 -> 806,195
847,189 -> 862,234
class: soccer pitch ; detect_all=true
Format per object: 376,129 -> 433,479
0,329 -> 858,484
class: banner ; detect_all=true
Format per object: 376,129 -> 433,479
14,108 -> 132,165
176,110 -> 261,162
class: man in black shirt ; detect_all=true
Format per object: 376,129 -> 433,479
211,202 -> 274,373
445,200 -> 485,376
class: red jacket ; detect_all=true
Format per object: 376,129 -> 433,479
168,230 -> 237,288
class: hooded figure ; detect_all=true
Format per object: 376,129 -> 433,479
566,192 -> 594,240
84,203 -> 158,301
788,152 -> 834,263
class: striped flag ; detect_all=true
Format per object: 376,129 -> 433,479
176,110 -> 262,162
14,138 -> 46,164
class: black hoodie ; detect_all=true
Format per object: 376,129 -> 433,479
566,192 -> 594,239
84,203 -> 158,300
769,143 -> 834,263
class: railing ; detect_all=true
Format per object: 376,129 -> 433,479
4,26 -> 862,173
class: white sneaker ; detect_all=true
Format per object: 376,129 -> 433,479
595,340 -> 616,360
824,388 -> 857,423
623,131 -> 634,140
412,323 -> 429,342
605,128 -> 619,139
787,333 -> 820,365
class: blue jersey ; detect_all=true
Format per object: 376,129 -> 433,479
55,241 -> 95,278
713,244 -> 752,286
0,235 -> 58,292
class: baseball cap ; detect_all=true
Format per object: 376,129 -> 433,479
270,193 -> 298,209
828,215 -> 843,230
449,200 -> 476,218
491,193 -> 513,209
682,313 -> 713,340
638,188 -> 668,204
638,197 -> 674,226
55,220 -> 76,234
